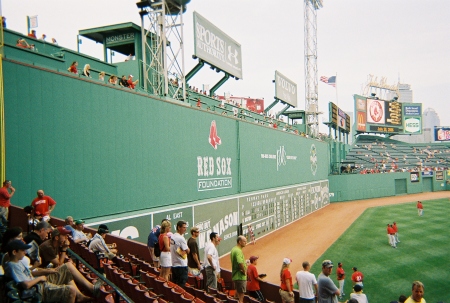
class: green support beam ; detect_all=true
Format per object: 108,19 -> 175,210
185,60 -> 204,83
276,104 -> 291,118
264,98 -> 280,114
209,73 -> 230,97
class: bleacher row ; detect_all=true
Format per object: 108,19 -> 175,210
67,236 -> 270,303
344,136 -> 450,173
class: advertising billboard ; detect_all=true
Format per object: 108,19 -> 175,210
193,12 -> 243,79
435,127 -> 450,141
354,95 -> 422,135
275,71 -> 298,108
328,102 -> 350,132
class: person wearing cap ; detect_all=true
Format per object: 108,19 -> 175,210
170,220 -> 190,287
187,226 -> 202,277
393,222 -> 400,243
89,227 -> 117,259
64,216 -> 75,233
147,219 -> 168,268
204,231 -> 221,291
336,262 -> 345,298
39,226 -> 72,268
72,220 -> 92,244
4,239 -> 103,302
127,75 -> 139,89
279,258 -> 294,303
0,180 -> 16,228
231,235 -> 247,303
351,267 -> 364,287
405,281 -> 425,303
24,221 -> 53,246
31,190 -> 56,222
317,260 -> 340,303
296,261 -> 318,303
387,224 -> 397,248
417,201 -> 423,216
247,256 -> 265,302
350,284 -> 368,303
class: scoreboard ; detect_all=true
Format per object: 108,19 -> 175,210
329,102 -> 351,132
354,95 -> 422,135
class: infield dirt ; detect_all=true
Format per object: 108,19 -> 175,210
219,191 -> 450,284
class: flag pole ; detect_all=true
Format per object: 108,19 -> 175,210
335,72 -> 338,106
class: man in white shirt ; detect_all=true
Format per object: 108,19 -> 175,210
72,220 -> 92,244
204,232 -> 221,290
170,220 -> 190,287
296,261 -> 318,303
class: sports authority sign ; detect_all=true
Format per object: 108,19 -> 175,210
193,12 -> 243,79
275,71 -> 298,107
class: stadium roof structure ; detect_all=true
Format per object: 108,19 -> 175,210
79,22 -> 142,58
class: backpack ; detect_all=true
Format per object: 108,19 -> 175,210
154,240 -> 161,257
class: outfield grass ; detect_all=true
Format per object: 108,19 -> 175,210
309,198 -> 450,303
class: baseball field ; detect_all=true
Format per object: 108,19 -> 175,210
220,191 -> 450,303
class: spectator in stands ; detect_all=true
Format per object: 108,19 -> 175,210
1,227 -> 40,271
28,29 -> 37,38
72,220 -> 92,244
16,38 -> 30,49
99,71 -> 105,81
2,16 -> 6,28
125,54 -> 134,61
396,295 -> 407,303
159,220 -> 172,280
318,260 -> 340,303
39,226 -> 71,268
68,61 -> 78,74
204,231 -> 221,290
127,75 -> 139,89
187,226 -> 202,277
119,75 -> 129,87
350,284 -> 368,303
231,235 -> 247,303
82,64 -> 91,77
29,44 -> 36,51
0,180 -> 15,230
108,75 -> 117,85
171,220 -> 190,287
64,216 -> 75,233
88,227 -> 117,259
247,256 -> 265,302
51,37 -> 58,45
5,239 -> 103,302
24,221 -> 53,246
40,34 -> 46,41
296,260 -> 318,302
30,189 -> 56,222
279,258 -> 294,303
147,219 -> 168,268
405,281 -> 425,303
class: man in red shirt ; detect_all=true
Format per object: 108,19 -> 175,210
0,180 -> 16,229
337,262 -> 345,297
417,201 -> 423,216
127,75 -> 139,89
351,267 -> 364,286
393,222 -> 400,243
247,256 -> 265,302
31,190 -> 56,222
387,224 -> 397,248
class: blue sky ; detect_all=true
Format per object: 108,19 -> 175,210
3,0 -> 449,128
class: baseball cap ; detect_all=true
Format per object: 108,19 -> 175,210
352,267 -> 357,271
98,228 -> 109,235
98,224 -> 108,230
283,258 -> 292,265
191,227 -> 199,233
338,262 -> 342,266
75,220 -> 85,225
129,74 -> 133,77
7,239 -> 32,251
353,284 -> 363,292
250,256 -> 259,263
322,260 -> 333,268
52,226 -> 71,237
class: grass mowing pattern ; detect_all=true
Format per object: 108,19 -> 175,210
309,198 -> 450,303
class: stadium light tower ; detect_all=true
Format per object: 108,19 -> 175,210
304,0 -> 322,137
137,0 -> 190,101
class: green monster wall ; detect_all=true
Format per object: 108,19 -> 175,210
2,60 -> 329,221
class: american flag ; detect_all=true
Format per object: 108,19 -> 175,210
320,75 -> 336,87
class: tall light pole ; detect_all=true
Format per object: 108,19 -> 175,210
304,0 -> 322,137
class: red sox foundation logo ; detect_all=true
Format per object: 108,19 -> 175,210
209,120 -> 221,149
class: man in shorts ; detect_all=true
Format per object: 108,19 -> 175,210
4,239 -> 102,302
230,235 -> 247,303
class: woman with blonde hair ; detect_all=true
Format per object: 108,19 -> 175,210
279,258 -> 294,303
159,220 -> 172,280
99,71 -> 105,81
83,64 -> 91,77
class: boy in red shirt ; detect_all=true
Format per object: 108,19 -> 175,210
247,256 -> 265,302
